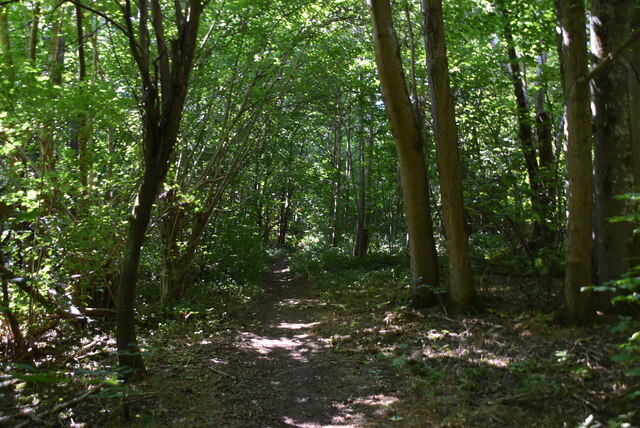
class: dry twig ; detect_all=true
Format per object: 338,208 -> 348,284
14,381 -> 108,428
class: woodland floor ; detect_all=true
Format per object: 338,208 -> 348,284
1,256 -> 638,427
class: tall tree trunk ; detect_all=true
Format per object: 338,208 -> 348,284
74,2 -> 91,204
277,184 -> 293,247
116,0 -> 202,374
554,0 -> 594,325
591,0 -> 640,312
27,1 -> 40,62
631,12 -> 640,190
421,0 -> 478,312
0,7 -> 14,83
159,187 -> 187,302
39,7 -> 66,180
117,165 -> 164,373
330,117 -> 343,247
354,100 -> 371,259
499,3 -> 548,250
535,52 -> 557,247
369,0 -> 440,307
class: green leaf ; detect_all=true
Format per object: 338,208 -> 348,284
624,366 -> 640,377
391,357 -> 405,368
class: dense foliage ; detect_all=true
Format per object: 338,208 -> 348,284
0,0 -> 638,425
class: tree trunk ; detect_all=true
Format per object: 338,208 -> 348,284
631,12 -> 640,191
369,0 -> 440,307
0,248 -> 30,363
116,0 -> 202,375
39,8 -> 67,180
75,2 -> 90,198
354,101 -> 370,260
499,3 -> 548,250
591,0 -> 640,313
0,8 -> 14,83
27,1 -> 40,62
554,0 -> 594,325
117,165 -> 164,373
421,0 -> 478,312
330,117 -> 343,247
277,184 -> 293,247
535,52 -> 557,247
159,187 -> 188,302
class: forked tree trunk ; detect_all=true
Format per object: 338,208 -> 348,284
554,0 -> 594,325
421,0 -> 478,312
116,0 -> 202,374
369,0 -> 439,307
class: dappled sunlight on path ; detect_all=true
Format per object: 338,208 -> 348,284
213,257 -> 397,427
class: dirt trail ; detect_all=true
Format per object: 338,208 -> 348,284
148,257 -> 397,427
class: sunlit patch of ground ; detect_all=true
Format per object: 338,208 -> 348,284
5,260 -> 635,427
277,298 -> 327,308
235,331 -> 327,362
276,321 -> 322,330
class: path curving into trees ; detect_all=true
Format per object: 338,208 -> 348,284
140,257 -> 400,426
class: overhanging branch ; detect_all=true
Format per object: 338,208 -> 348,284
585,28 -> 640,82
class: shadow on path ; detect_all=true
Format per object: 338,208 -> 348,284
151,256 -> 399,427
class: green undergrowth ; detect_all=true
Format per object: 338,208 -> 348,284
288,246 -> 637,426
2,251 -> 272,427
290,246 -> 413,310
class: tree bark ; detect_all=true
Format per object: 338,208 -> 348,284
421,0 -> 478,312
277,184 -> 293,247
591,0 -> 640,312
74,1 -> 91,217
0,7 -> 14,83
631,12 -> 640,190
354,97 -> 371,260
535,52 -> 557,247
0,248 -> 30,363
499,3 -> 550,250
369,0 -> 440,307
117,166 -> 164,372
554,0 -> 594,325
330,115 -> 343,247
27,1 -> 40,62
116,0 -> 202,375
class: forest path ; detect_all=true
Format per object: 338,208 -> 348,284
146,256 -> 399,427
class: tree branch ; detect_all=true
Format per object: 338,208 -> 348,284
65,0 -> 128,36
585,28 -> 640,82
0,0 -> 21,7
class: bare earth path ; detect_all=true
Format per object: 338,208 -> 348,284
145,257 -> 399,427
116,256 -> 631,427
4,257 -> 630,426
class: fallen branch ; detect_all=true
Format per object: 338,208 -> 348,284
0,264 -> 112,322
81,307 -> 117,317
14,381 -> 108,428
209,367 -> 235,379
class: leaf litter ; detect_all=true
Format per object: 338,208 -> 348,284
1,257 -> 637,427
